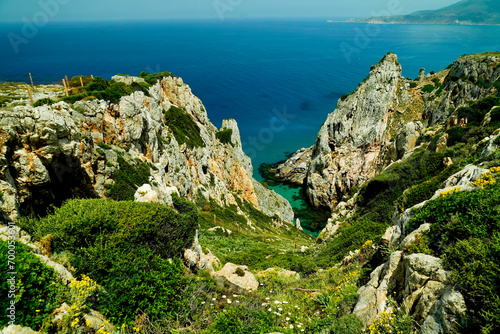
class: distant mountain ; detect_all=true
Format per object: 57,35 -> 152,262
349,0 -> 500,25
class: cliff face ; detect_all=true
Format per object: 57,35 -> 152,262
275,52 -> 500,211
0,76 -> 293,224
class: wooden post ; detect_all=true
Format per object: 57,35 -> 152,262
236,223 -> 239,235
80,77 -> 84,87
62,79 -> 69,97
29,73 -> 34,88
26,84 -> 33,105
65,75 -> 70,88
91,75 -> 94,79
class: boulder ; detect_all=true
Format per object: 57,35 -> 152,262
0,325 -> 36,334
214,263 -> 259,293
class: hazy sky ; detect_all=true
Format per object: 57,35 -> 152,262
0,0 -> 460,23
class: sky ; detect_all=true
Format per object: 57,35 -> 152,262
0,0 -> 460,23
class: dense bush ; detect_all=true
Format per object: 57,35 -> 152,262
422,84 -> 435,93
164,105 -> 205,148
139,71 -> 175,85
68,75 -> 93,87
20,197 -> 198,324
408,181 -> 500,333
87,76 -> 110,91
0,241 -> 65,329
33,98 -> 56,107
206,305 -> 277,334
107,155 -> 150,201
216,128 -> 233,146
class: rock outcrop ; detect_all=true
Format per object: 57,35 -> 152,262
352,162 -> 489,332
214,263 -> 259,293
0,76 -> 293,224
275,52 -> 500,212
427,53 -> 500,125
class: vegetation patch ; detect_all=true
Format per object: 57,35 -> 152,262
33,98 -> 56,107
215,128 -> 234,146
107,155 -> 150,201
19,198 -> 198,324
164,105 -> 205,148
0,241 -> 65,329
139,71 -> 175,85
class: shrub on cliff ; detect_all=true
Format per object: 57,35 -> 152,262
164,105 -> 205,148
20,197 -> 198,324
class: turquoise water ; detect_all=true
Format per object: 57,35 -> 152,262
1,19 -> 499,229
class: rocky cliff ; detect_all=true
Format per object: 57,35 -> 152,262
0,76 -> 293,224
274,52 -> 500,212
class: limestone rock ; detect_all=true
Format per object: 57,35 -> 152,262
35,254 -> 74,284
0,75 -> 293,231
184,230 -> 214,274
111,75 -> 146,85
295,218 -> 303,231
134,184 -> 160,203
353,251 -> 463,332
435,133 -> 449,154
0,325 -> 37,334
417,68 -> 426,81
214,263 -> 259,293
272,147 -> 313,185
429,54 -> 500,125
400,223 -> 431,250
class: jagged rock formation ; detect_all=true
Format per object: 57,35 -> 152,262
0,76 -> 293,224
353,163 -> 489,332
274,52 -> 500,211
427,53 -> 500,125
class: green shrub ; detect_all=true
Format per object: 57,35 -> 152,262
107,155 -> 150,201
164,105 -> 205,148
33,98 -> 55,107
327,314 -> 364,334
0,241 -> 65,329
87,77 -> 110,91
139,71 -> 175,85
422,84 -> 435,93
20,198 -> 198,324
409,82 -> 417,88
68,75 -> 93,87
207,305 -> 277,334
97,141 -> 111,149
216,129 -> 233,146
446,126 -> 469,146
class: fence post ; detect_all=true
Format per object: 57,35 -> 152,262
62,79 -> 69,97
26,84 -> 33,105
29,73 -> 34,88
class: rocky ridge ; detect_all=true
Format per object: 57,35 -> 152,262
0,76 -> 293,225
273,52 -> 500,212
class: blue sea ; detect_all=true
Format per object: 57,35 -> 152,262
1,19 -> 499,231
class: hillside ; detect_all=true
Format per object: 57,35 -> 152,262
349,0 -> 500,25
1,53 -> 500,334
